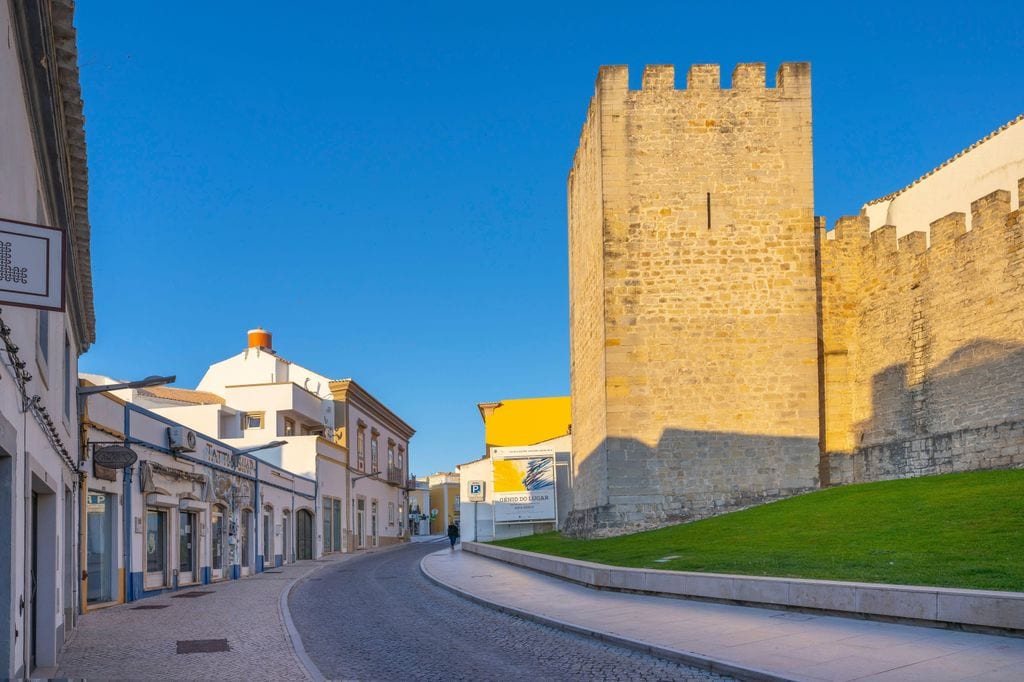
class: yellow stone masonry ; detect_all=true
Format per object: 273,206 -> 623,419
567,62 -> 1024,538
567,63 -> 821,536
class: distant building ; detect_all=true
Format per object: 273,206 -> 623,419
406,479 -> 430,535
425,472 -> 460,534
0,1 -> 95,676
458,397 -> 572,542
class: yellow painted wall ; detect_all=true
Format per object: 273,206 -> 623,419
482,397 -> 571,448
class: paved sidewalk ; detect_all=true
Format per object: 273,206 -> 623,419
57,557 -> 341,681
422,548 -> 1024,681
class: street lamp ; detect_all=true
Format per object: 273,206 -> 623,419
234,440 -> 287,455
77,374 -> 176,396
351,471 -> 381,487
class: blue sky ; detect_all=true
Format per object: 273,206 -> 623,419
76,1 -> 1023,477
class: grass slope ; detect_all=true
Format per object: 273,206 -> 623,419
493,469 -> 1024,591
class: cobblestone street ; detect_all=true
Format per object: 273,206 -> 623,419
57,556 -> 333,681
289,541 -> 731,681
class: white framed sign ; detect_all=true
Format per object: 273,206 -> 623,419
0,217 -> 64,311
492,447 -> 556,523
467,480 -> 485,501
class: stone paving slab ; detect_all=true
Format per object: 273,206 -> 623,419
57,557 -> 342,681
421,548 -> 1024,682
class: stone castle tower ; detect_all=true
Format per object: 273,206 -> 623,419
566,63 -> 822,536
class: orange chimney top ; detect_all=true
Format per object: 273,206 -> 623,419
247,328 -> 272,351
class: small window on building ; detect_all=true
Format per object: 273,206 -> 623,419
387,442 -> 395,469
371,435 -> 379,473
389,502 -> 395,525
284,418 -> 295,436
63,335 -> 71,420
243,412 -> 264,430
357,427 -> 366,471
38,310 -> 49,363
36,310 -> 49,384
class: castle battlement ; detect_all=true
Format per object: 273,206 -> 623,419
826,181 -> 1022,258
594,62 -> 810,93
568,59 -> 1024,538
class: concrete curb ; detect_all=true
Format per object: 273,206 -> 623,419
465,542 -> 1024,634
279,562 -> 330,682
419,549 -> 787,682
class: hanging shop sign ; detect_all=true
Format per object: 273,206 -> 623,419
0,217 -> 64,311
92,444 -> 139,469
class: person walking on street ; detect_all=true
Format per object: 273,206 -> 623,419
447,521 -> 460,549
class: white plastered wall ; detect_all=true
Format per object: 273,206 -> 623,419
863,118 -> 1024,238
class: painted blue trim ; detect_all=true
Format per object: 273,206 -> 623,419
201,566 -> 212,584
254,477 -> 261,571
124,409 -> 135,603
231,564 -> 240,580
275,554 -> 283,568
129,572 -> 143,601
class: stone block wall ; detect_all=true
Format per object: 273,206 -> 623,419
822,181 -> 1024,482
565,63 -> 821,537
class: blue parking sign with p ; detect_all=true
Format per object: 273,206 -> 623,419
468,480 -> 485,500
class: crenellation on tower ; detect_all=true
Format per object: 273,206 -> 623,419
732,62 -> 766,89
686,63 -> 720,90
641,64 -> 675,91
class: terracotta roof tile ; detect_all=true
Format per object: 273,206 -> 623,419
138,386 -> 225,405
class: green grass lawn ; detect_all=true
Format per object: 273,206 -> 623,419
492,469 -> 1024,591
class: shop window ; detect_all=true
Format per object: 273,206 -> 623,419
263,508 -> 272,560
212,507 -> 225,572
240,509 -> 252,568
86,492 -> 115,604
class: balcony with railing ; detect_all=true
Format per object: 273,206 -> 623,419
386,466 -> 405,485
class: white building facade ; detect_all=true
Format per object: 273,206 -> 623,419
80,386 -> 319,608
1,1 -> 95,676
128,329 -> 414,555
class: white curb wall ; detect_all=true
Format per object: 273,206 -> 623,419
464,542 -> 1024,632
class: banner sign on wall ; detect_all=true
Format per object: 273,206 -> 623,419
492,447 -> 556,522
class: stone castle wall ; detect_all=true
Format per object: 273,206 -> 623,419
821,182 -> 1024,483
567,87 -> 608,513
565,63 -> 822,537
